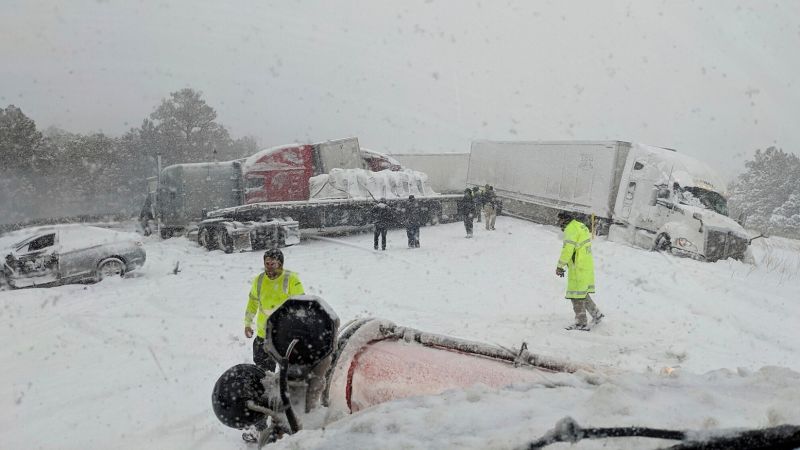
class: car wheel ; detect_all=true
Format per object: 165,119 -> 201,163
97,257 -> 126,281
215,230 -> 233,254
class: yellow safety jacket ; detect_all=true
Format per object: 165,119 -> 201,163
557,220 -> 595,299
244,270 -> 305,338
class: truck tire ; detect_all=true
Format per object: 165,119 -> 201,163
216,230 -> 233,254
96,257 -> 126,282
655,233 -> 672,253
160,227 -> 173,239
198,228 -> 213,250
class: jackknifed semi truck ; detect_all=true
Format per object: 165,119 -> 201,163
145,137 -> 460,253
467,140 -> 754,262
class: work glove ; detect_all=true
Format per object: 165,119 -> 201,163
556,267 -> 565,278
245,326 -> 254,338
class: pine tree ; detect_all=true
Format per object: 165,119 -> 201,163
729,147 -> 800,237
149,88 -> 234,165
769,192 -> 800,235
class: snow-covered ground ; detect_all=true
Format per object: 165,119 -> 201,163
2,218 -> 799,449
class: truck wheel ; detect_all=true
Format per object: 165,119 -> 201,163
655,233 -> 672,253
216,230 -> 233,254
97,257 -> 126,282
160,227 -> 173,239
198,229 -> 213,250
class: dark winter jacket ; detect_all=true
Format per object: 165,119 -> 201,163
459,191 -> 476,218
472,187 -> 483,207
371,202 -> 394,228
402,198 -> 425,227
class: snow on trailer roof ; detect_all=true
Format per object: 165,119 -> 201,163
469,140 -> 727,197
242,143 -> 307,173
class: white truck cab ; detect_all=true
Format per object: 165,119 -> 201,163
609,143 -> 750,261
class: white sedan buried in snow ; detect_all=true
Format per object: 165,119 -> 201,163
1,225 -> 146,289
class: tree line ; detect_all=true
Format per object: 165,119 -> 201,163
1,91 -> 798,238
0,89 -> 257,225
729,147 -> 800,239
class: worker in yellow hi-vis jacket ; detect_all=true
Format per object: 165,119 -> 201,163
244,248 -> 305,370
555,212 -> 604,331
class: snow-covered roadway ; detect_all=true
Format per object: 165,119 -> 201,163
2,218 -> 799,449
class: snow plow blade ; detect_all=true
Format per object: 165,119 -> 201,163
212,297 -> 587,445
323,319 -> 588,414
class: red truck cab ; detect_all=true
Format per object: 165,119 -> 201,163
243,144 -> 316,204
242,139 -> 401,204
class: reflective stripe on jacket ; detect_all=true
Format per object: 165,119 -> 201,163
244,270 -> 305,338
557,220 -> 595,299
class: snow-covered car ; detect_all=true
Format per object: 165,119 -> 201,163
0,224 -> 146,289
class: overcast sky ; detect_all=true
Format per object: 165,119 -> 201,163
3,0 -> 799,180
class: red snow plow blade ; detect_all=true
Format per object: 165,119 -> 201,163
324,318 -> 589,415
212,297 -> 589,445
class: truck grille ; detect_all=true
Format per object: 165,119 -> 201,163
704,229 -> 748,262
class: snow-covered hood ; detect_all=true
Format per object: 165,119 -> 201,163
676,204 -> 747,238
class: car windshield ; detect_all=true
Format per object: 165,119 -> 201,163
12,233 -> 50,251
678,187 -> 729,216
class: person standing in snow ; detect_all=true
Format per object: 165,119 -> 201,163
403,195 -> 424,248
244,248 -> 305,370
459,188 -> 476,238
555,211 -> 603,330
371,198 -> 393,250
472,185 -> 483,223
139,195 -> 156,236
483,185 -> 498,231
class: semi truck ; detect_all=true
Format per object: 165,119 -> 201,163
467,140 -> 752,262
148,137 -> 460,253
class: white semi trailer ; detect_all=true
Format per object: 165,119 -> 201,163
467,140 -> 753,262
